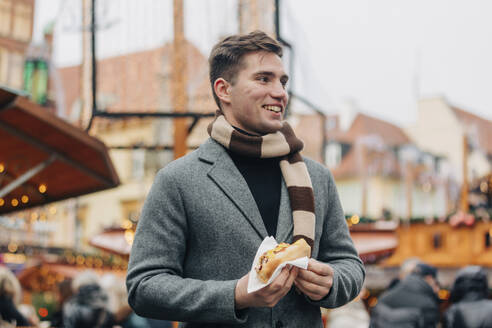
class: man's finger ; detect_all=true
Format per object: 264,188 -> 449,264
297,269 -> 328,286
307,259 -> 334,276
284,266 -> 298,287
269,266 -> 291,289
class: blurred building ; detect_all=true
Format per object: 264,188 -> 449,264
406,97 -> 492,187
57,40 -> 215,249
291,105 -> 447,220
0,0 -> 35,90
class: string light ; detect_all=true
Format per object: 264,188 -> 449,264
21,195 -> 29,203
8,242 -> 18,253
38,184 -> 47,193
0,198 -> 4,206
438,289 -> 450,300
11,198 -> 19,207
38,308 -> 48,318
0,163 -> 4,172
368,297 -> 378,307
49,206 -> 57,215
350,215 -> 360,225
481,181 -> 488,193
125,230 -> 135,245
122,219 -> 133,229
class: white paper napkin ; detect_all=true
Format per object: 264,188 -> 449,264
247,236 -> 309,293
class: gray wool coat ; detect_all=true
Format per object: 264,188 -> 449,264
126,138 -> 365,328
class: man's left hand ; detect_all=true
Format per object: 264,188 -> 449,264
294,258 -> 334,301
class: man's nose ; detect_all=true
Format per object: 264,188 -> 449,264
270,81 -> 288,101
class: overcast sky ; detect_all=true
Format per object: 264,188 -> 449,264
34,0 -> 492,126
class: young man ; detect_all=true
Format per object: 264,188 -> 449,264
126,30 -> 364,327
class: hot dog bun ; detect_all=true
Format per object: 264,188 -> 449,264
254,238 -> 311,283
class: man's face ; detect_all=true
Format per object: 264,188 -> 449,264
222,51 -> 289,135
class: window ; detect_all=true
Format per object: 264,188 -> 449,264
12,2 -> 32,42
121,200 -> 141,223
325,142 -> 342,169
0,0 -> 12,36
9,51 -> 23,89
0,48 -> 8,84
433,232 -> 443,249
131,148 -> 145,180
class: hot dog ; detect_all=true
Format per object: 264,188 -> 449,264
254,238 -> 311,283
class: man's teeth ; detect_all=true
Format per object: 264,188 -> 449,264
264,105 -> 281,113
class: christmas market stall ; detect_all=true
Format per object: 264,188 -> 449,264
0,86 -> 120,215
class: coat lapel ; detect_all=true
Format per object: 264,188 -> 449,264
199,139 -> 268,240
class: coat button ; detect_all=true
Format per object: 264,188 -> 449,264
275,321 -> 283,328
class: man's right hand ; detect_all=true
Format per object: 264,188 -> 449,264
234,266 -> 299,309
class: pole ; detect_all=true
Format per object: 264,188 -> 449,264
172,0 -> 188,159
460,134 -> 469,212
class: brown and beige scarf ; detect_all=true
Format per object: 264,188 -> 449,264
207,112 -> 315,251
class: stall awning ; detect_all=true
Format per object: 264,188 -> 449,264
0,87 -> 119,214
89,227 -> 132,257
351,231 -> 398,264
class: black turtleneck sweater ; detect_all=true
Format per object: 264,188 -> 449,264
226,127 -> 282,237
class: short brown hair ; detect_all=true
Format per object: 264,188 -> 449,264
208,30 -> 283,108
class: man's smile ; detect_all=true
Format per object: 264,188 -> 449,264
263,105 -> 283,113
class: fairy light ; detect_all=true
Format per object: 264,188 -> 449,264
21,195 -> 29,203
11,198 -> 18,207
38,184 -> 47,193
0,163 -> 4,173
31,212 -> 38,221
438,289 -> 450,300
368,297 -> 378,307
49,206 -> 57,215
122,219 -> 133,229
0,198 -> 4,206
351,215 -> 360,225
8,242 -> 18,253
481,181 -> 488,193
124,229 -> 135,245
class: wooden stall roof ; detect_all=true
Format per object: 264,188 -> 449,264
0,87 -> 119,214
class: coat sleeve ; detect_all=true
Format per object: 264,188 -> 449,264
126,168 -> 247,324
308,168 -> 365,308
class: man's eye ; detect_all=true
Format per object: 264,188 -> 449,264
258,76 -> 269,82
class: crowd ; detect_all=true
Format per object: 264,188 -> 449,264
1,260 -> 492,327
0,266 -> 173,328
325,260 -> 492,328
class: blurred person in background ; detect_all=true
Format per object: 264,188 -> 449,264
0,266 -> 30,326
50,278 -> 73,327
324,287 -> 370,328
101,273 -> 172,328
387,257 -> 421,290
444,265 -> 492,328
63,270 -> 115,328
370,263 -> 441,328
17,303 -> 40,327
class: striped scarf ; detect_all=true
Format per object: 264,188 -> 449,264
207,112 -> 315,251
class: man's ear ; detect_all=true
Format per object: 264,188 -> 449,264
214,78 -> 231,105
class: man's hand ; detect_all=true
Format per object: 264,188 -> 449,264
235,266 -> 299,309
294,259 -> 334,301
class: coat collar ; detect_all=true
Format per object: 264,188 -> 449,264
197,139 -> 293,242
198,139 -> 268,240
